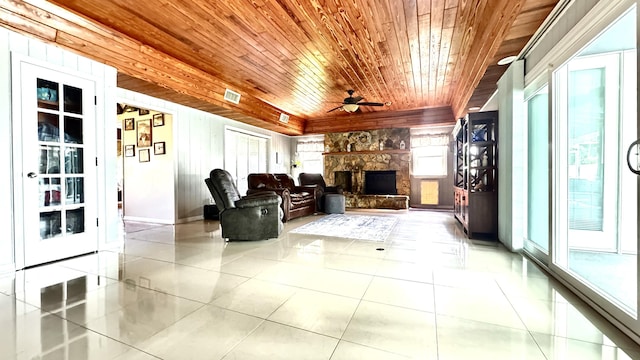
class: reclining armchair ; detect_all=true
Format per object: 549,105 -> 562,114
205,169 -> 283,241
298,173 -> 343,212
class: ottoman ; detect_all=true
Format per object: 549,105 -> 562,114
324,194 -> 345,214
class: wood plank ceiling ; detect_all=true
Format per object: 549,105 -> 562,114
1,0 -> 558,135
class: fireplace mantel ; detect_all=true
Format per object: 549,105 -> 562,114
323,149 -> 410,155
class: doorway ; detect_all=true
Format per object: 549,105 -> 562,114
118,104 -> 175,223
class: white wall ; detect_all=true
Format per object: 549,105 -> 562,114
120,111 -> 175,223
0,28 -> 14,272
497,60 -> 525,251
116,89 -> 294,222
0,27 -> 119,272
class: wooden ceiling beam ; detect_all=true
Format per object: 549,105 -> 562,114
0,0 -> 305,135
116,73 -> 306,133
304,106 -> 455,134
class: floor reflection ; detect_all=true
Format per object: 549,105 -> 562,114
0,209 -> 638,359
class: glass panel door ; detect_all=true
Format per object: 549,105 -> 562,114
20,62 -> 97,267
525,85 -> 550,258
553,8 -> 637,315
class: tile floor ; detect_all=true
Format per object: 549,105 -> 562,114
1,209 -> 640,359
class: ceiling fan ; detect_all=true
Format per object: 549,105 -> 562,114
327,90 -> 387,113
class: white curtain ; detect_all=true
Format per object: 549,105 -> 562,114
410,133 -> 451,148
295,137 -> 324,177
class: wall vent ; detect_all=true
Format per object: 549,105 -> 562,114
224,89 -> 241,104
279,113 -> 290,123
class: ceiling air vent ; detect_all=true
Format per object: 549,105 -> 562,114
224,89 -> 241,104
279,113 -> 290,124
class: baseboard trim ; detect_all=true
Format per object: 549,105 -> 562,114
176,215 -> 204,224
122,216 -> 174,225
0,262 -> 16,275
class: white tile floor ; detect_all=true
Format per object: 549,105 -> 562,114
1,209 -> 640,359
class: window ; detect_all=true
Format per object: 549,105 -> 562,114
412,146 -> 448,176
410,131 -> 450,176
295,137 -> 324,174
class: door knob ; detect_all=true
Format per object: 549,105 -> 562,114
626,139 -> 640,175
27,172 -> 37,178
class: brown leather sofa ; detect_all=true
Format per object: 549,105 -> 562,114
247,173 -> 318,222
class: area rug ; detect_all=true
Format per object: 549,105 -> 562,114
290,214 -> 398,242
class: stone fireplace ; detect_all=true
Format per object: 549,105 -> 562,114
324,128 -> 411,209
334,170 -> 353,193
324,153 -> 410,195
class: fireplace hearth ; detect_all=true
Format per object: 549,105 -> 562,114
364,170 -> 397,195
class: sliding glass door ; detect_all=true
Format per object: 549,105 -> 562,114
552,7 -> 638,317
525,85 -> 550,260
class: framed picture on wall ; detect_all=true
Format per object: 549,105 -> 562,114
124,144 -> 135,157
153,113 -> 164,127
137,119 -> 152,147
124,118 -> 134,131
139,108 -> 150,115
139,149 -> 150,163
154,141 -> 166,155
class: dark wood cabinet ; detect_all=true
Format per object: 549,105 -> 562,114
453,111 -> 498,239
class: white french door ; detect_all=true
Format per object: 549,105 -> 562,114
14,60 -> 98,268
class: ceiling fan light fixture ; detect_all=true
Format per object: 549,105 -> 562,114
497,55 -> 518,66
343,104 -> 359,112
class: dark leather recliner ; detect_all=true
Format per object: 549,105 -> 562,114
298,173 -> 343,212
246,173 -> 318,222
205,169 -> 283,241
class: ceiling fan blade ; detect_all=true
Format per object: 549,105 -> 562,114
352,96 -> 364,103
327,105 -> 344,113
357,102 -> 385,106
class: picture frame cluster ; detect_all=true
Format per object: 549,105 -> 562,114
122,109 -> 167,162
